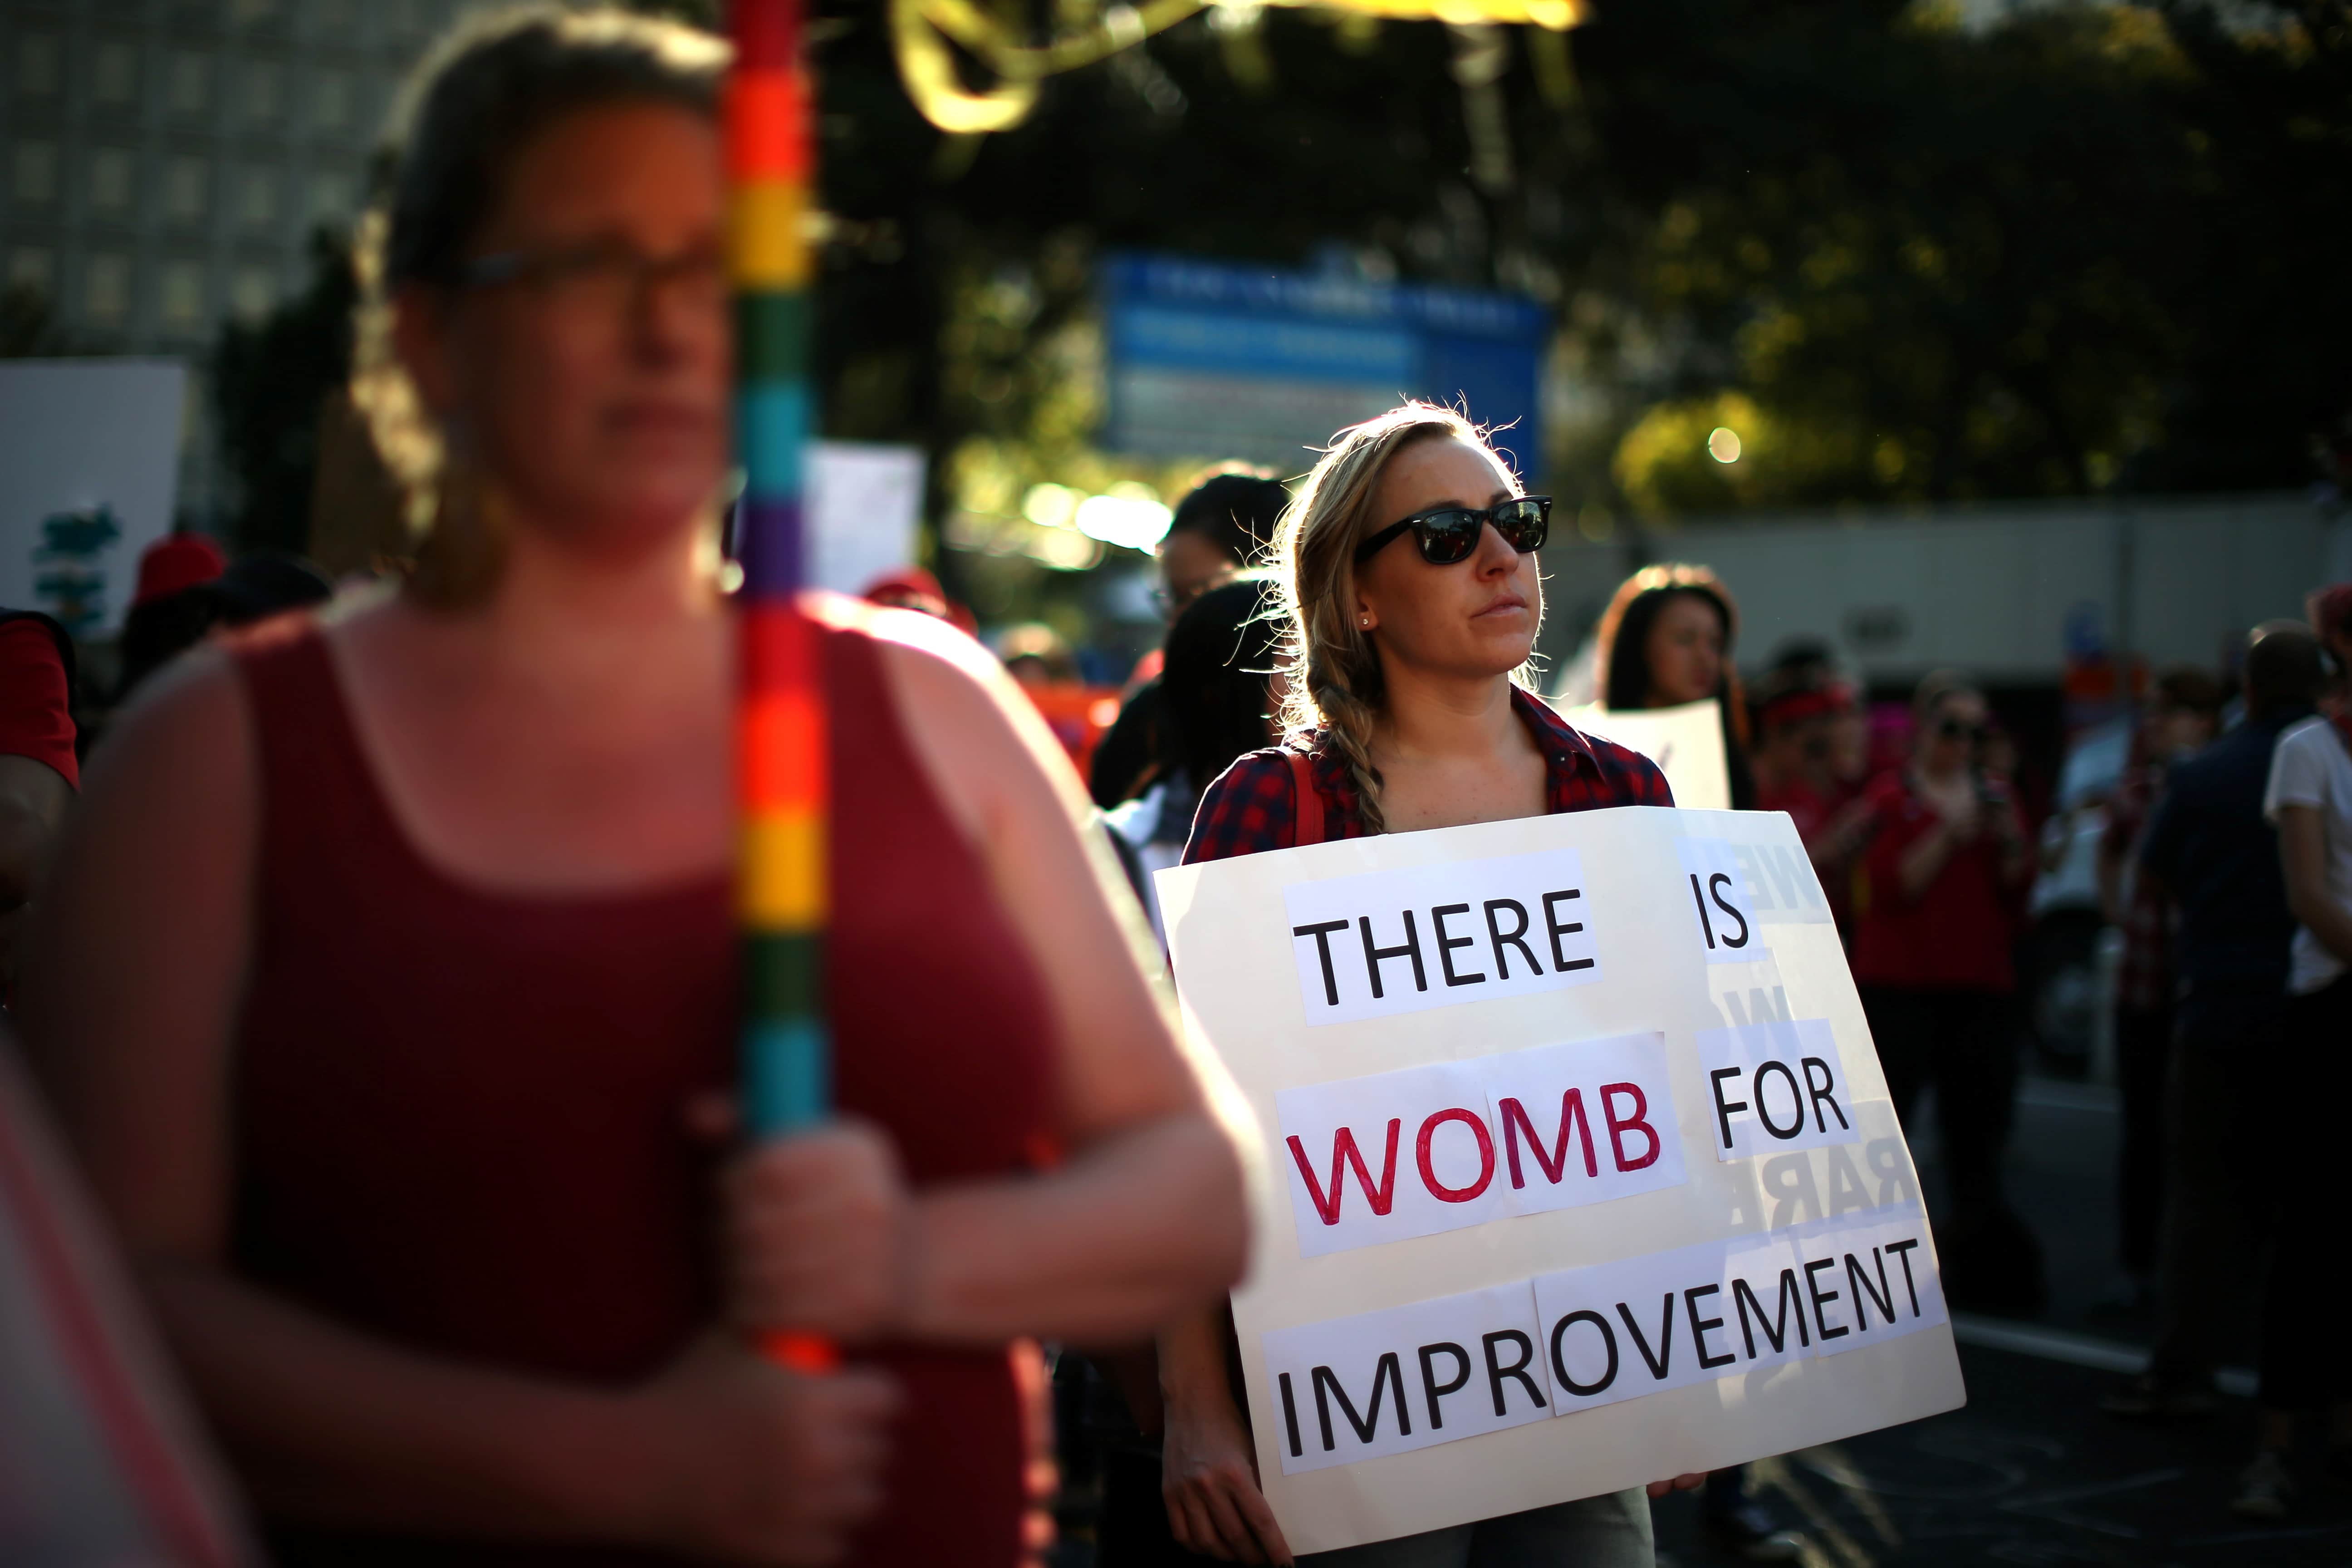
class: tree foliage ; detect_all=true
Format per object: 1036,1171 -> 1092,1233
212,231 -> 358,556
205,1 -> 2352,580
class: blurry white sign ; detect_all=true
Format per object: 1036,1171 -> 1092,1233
1157,806 -> 1963,1553
807,441 -> 924,597
0,361 -> 187,637
1559,698 -> 1731,811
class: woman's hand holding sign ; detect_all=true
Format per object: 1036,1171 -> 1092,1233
1162,1355 -> 1295,1562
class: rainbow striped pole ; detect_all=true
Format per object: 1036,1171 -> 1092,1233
730,0 -> 836,1375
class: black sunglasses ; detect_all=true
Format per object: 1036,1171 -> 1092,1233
1936,718 -> 1987,742
1353,496 -> 1552,567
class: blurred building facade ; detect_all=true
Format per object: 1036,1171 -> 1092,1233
0,0 -> 464,517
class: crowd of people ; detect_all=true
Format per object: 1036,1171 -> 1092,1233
1,8 -> 2348,1568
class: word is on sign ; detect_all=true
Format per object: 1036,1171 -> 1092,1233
1262,1203 -> 1945,1475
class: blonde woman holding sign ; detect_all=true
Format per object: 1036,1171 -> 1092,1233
1162,403 -> 1701,1566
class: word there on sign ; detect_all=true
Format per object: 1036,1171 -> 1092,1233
1282,848 -> 1603,1025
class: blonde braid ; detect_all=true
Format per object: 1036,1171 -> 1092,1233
1272,402 -> 1508,836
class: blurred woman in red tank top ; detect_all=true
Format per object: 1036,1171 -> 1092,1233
18,11 -> 1247,1567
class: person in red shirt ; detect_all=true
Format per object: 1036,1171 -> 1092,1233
0,611 -> 79,997
1853,672 -> 2038,1312
1752,671 -> 1874,947
18,12 -> 1250,1567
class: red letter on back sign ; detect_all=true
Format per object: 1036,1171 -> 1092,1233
1286,1119 -> 1403,1225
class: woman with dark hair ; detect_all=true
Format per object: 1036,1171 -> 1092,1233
20,11 -> 1247,1567
1103,577 -> 1284,946
1090,469 -> 1291,808
1591,563 -> 1757,810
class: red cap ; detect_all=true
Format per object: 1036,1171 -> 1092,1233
2313,582 -> 2352,640
862,566 -> 949,619
132,533 -> 227,608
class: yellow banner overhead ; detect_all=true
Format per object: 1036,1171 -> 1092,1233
890,0 -> 1585,135
1254,0 -> 1583,25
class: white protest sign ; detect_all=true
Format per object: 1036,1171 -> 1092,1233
1560,698 -> 1731,811
1157,805 -> 1963,1553
0,360 -> 187,637
806,441 -> 923,596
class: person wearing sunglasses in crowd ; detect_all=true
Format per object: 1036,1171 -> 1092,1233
1153,403 -> 1700,1568
1851,671 -> 2041,1317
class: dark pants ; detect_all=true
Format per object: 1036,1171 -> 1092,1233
2258,974 -> 2352,1411
1098,1445 -> 1216,1566
1861,986 -> 2018,1212
2115,1003 -> 2174,1278
1863,985 -> 2043,1313
2149,992 -> 2287,1388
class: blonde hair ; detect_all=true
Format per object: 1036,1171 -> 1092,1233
1271,401 -> 1534,834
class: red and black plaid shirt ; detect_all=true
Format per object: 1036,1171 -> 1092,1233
1182,686 -> 1675,863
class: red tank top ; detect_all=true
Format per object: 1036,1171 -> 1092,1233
230,607 -> 1058,1567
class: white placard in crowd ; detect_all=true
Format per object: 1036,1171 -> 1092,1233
1156,805 -> 1964,1553
1559,698 -> 1731,811
805,441 -> 924,597
0,360 -> 187,637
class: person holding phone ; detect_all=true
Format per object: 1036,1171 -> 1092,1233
1852,673 -> 2038,1315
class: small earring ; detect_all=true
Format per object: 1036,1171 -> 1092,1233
1358,615 -> 1372,629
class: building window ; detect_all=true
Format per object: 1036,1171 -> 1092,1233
12,141 -> 58,206
160,260 -> 208,331
312,70 -> 351,135
239,166 -> 277,229
167,157 -> 209,225
85,253 -> 131,326
232,262 -> 276,320
90,148 -> 137,216
16,34 -> 61,98
244,59 -> 280,123
308,169 -> 353,227
93,40 -> 138,108
168,51 -> 211,117
8,248 -> 56,295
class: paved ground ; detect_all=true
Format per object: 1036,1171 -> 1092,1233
1652,1344 -> 2350,1567
1651,1080 -> 2338,1567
